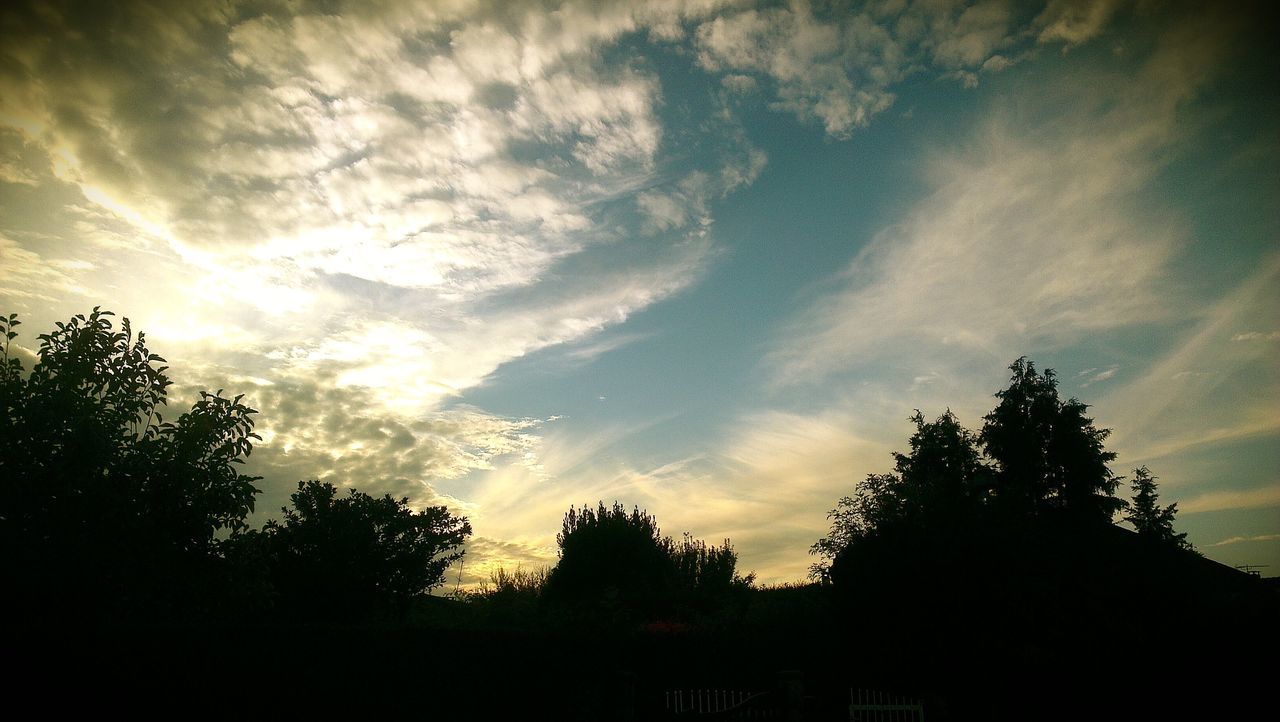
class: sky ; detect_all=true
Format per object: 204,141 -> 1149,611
1,0 -> 1276,586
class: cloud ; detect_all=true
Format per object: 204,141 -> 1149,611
694,3 -> 903,137
0,0 -> 757,563
451,403 -> 901,585
1231,331 -> 1280,342
1211,533 -> 1280,548
1035,0 -> 1126,46
1181,486 -> 1280,515
1098,252 -> 1280,463
144,365 -> 558,539
690,0 -> 1125,138
1079,365 -> 1119,387
767,122 -> 1181,384
766,4 -> 1239,386
0,0 -> 752,418
0,235 -> 93,304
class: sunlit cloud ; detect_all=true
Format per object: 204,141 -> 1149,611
1181,486 -> 1280,515
2,0 -> 1275,584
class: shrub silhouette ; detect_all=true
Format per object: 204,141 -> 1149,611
543,501 -> 753,622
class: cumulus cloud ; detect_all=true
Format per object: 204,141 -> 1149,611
690,0 -> 1120,138
0,0 -> 754,550
0,0 -> 746,411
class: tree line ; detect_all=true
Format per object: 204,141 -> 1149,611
0,310 -> 1195,630
810,356 -> 1191,585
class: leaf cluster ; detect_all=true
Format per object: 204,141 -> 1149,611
2,309 -> 263,622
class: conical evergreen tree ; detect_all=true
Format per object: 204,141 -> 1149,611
1124,466 -> 1191,550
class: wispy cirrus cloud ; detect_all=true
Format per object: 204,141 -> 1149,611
1231,331 -> 1280,342
1181,486 -> 1280,515
764,2 -> 1240,388
1211,533 -> 1280,547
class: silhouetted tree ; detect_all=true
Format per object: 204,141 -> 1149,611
1124,466 -> 1191,550
544,501 -> 675,616
544,501 -> 753,620
671,533 -> 755,595
0,309 -> 261,623
264,480 -> 472,623
980,357 -> 1122,522
810,410 -> 990,580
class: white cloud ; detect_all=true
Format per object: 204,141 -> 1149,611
690,0 -> 1119,138
695,3 -> 902,137
1080,365 -> 1119,387
1097,252 -> 1280,464
1211,533 -> 1280,547
0,235 -> 93,304
767,124 -> 1181,383
1035,0 -> 1126,46
766,5 -> 1237,385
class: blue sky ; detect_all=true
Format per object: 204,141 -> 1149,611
2,0 -> 1276,584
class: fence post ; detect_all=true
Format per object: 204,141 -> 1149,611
778,670 -> 804,722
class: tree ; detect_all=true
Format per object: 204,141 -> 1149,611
810,410 -> 990,581
671,533 -> 755,595
0,309 -> 261,622
264,480 -> 472,622
980,357 -> 1122,522
1124,466 -> 1191,550
544,501 -> 674,615
544,501 -> 753,619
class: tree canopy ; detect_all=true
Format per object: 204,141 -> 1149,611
813,357 -> 1164,584
1,310 -> 472,626
263,480 -> 472,622
810,409 -> 989,580
980,357 -> 1123,521
1,309 -> 262,622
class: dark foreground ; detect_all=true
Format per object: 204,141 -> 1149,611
9,572 -> 1276,721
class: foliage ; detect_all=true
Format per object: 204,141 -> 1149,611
980,357 -> 1123,521
810,410 -> 989,580
545,501 -> 674,613
487,565 -> 551,597
544,501 -> 753,620
671,533 -> 756,594
1124,466 -> 1191,551
0,309 -> 261,622
263,480 -> 472,622
812,358 -> 1136,584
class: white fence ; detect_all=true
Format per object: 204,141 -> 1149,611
663,688 -> 777,717
848,688 -> 924,722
